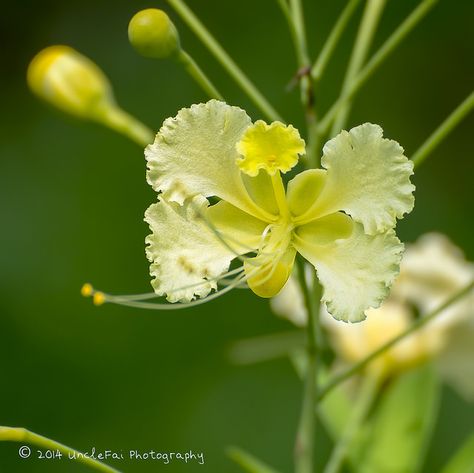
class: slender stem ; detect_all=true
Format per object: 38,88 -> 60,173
317,0 -> 437,136
288,0 -> 318,168
330,0 -> 386,136
166,0 -> 283,122
323,374 -> 379,473
311,0 -> 362,82
276,0 -> 291,24
0,426 -> 120,473
289,0 -> 311,69
175,49 -> 224,100
412,91 -> 474,168
100,106 -> 154,147
317,281 -> 474,401
294,259 -> 322,473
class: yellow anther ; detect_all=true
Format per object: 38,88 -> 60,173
236,121 -> 305,177
93,292 -> 106,306
81,283 -> 94,297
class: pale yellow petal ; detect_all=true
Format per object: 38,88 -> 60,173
145,196 -> 258,303
309,123 -> 415,234
286,169 -> 327,218
245,247 -> 296,298
295,212 -> 354,246
145,100 -> 274,221
206,200 -> 268,253
295,223 -> 404,322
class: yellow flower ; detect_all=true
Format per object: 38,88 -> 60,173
145,100 -> 415,322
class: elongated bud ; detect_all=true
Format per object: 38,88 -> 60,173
128,9 -> 180,59
27,45 -> 116,121
27,45 -> 154,146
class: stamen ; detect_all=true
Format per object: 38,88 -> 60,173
81,266 -> 246,305
96,269 -> 254,310
81,283 -> 94,297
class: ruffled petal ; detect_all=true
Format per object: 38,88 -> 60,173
145,195 -> 263,303
236,120 -> 305,176
145,100 -> 274,221
307,123 -> 415,234
294,223 -> 404,322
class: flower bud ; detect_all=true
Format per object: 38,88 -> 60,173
128,9 -> 180,59
27,45 -> 116,121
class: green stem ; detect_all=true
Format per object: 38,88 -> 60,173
175,49 -> 224,100
323,374 -> 379,473
166,0 -> 283,122
330,0 -> 386,136
289,0 -> 311,69
0,426 -> 120,473
276,0 -> 291,23
288,0 -> 318,168
294,259 -> 322,473
100,106 -> 154,147
412,91 -> 474,168
317,281 -> 474,401
311,0 -> 362,83
317,0 -> 437,136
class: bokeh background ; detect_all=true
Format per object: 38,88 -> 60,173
0,0 -> 473,471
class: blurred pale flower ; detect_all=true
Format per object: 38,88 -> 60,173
144,100 -> 414,321
271,233 -> 474,395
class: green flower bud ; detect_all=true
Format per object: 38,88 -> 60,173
27,45 -> 115,121
128,9 -> 180,59
27,45 -> 154,146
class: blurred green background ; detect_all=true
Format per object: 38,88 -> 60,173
0,0 -> 473,471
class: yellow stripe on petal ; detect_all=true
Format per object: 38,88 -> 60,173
287,169 -> 327,218
236,121 -> 305,176
295,212 -> 354,246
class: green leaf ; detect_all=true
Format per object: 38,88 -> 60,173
227,446 -> 283,473
440,434 -> 474,473
356,364 -> 440,473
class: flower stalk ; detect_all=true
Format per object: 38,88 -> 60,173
311,0 -> 362,83
175,49 -> 223,100
323,374 -> 380,473
330,0 -> 386,136
0,427 -> 120,473
316,0 -> 438,137
294,258 -> 322,473
412,91 -> 474,168
288,0 -> 318,168
165,0 -> 283,122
